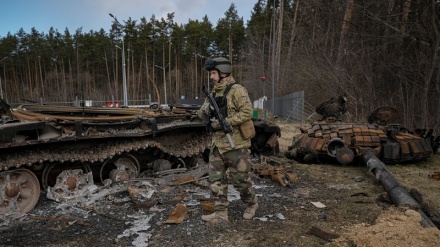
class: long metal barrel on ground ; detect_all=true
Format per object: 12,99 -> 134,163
361,151 -> 436,228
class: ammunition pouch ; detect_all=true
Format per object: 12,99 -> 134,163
239,120 -> 255,140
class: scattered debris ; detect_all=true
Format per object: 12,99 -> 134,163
251,159 -> 298,187
127,181 -> 158,207
308,226 -> 340,241
201,202 -> 215,213
429,172 -> 440,180
353,176 -> 365,182
117,213 -> 155,247
311,201 -> 327,208
46,170 -> 97,202
27,214 -> 91,226
276,213 -> 286,220
164,203 -> 189,224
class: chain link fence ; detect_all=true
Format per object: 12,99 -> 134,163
259,91 -> 315,123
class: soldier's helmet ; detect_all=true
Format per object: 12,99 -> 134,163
204,57 -> 231,74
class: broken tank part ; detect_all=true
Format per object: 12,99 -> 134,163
286,97 -> 438,164
0,99 -> 281,215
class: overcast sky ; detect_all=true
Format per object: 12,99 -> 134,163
0,0 -> 256,37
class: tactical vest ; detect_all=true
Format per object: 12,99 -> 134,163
212,83 -> 236,119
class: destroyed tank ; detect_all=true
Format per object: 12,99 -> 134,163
286,96 -> 440,165
0,100 -> 280,215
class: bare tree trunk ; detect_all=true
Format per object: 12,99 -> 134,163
115,48 -> 119,99
144,45 -> 149,102
105,52 -> 111,95
152,49 -> 156,102
68,58 -> 72,100
337,0 -> 355,65
34,59 -> 38,99
55,62 -> 60,102
275,0 -> 284,86
127,51 -> 130,101
132,49 -> 135,100
286,0 -> 300,61
169,42 -> 172,102
162,43 -> 166,104
26,58 -> 32,97
39,57 -> 44,99
421,0 -> 440,127
138,54 -> 143,101
400,0 -> 411,34
12,67 -> 17,103
147,73 -> 160,105
194,52 -> 198,98
174,49 -> 180,100
398,0 -> 411,128
76,44 -> 80,100
62,58 -> 67,101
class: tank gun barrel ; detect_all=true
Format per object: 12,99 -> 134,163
361,151 -> 436,228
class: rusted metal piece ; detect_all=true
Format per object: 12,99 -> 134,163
46,169 -> 97,202
154,160 -> 209,187
201,202 -> 215,213
0,169 -> 40,214
251,160 -> 297,187
266,133 -> 279,154
12,104 -> 164,121
0,99 -> 281,215
100,154 -> 140,183
336,147 -> 355,165
128,181 -> 158,207
428,172 -> 440,180
163,203 -> 189,224
367,106 -> 399,126
42,162 -> 92,191
308,226 -> 340,241
286,97 -> 437,165
315,96 -> 347,121
251,119 -> 281,156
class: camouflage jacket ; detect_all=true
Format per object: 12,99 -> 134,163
198,76 -> 253,154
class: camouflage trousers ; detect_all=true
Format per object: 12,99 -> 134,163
208,147 -> 257,211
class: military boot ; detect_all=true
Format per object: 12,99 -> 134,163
201,210 -> 228,223
243,202 -> 258,220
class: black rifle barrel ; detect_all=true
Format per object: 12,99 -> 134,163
202,85 -> 235,149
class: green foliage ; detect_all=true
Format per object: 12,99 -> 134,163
213,3 -> 245,60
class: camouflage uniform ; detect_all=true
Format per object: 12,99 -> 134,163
199,75 -> 257,211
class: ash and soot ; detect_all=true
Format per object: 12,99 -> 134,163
1,121 -> 440,247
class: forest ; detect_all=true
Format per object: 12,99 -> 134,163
0,0 -> 439,132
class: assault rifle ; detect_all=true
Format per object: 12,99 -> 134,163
202,85 -> 235,149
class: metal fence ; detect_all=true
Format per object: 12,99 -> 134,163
264,91 -> 305,122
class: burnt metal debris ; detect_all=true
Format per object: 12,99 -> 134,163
285,96 -> 440,228
0,99 -> 281,215
286,98 -> 439,165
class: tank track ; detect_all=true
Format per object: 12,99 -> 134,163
0,132 -> 211,171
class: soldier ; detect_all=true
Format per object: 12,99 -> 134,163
198,57 -> 258,223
